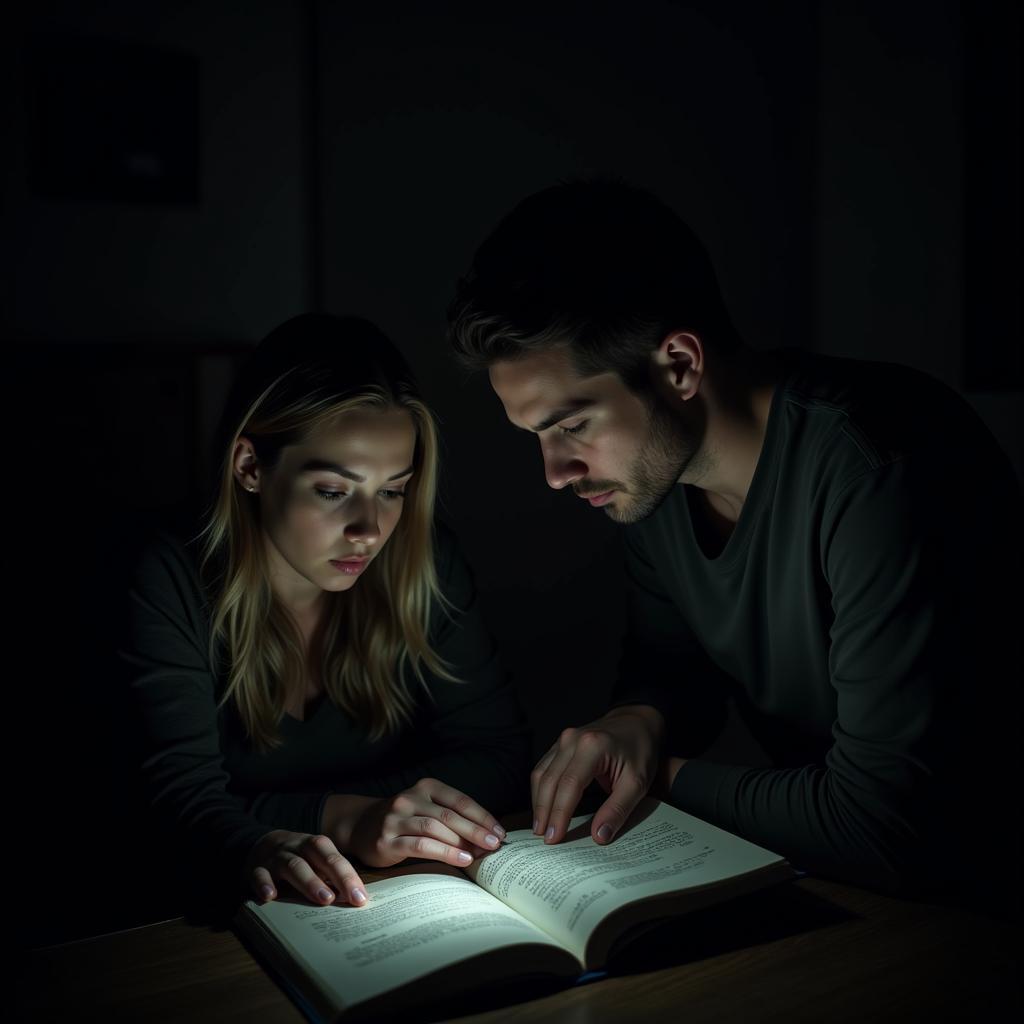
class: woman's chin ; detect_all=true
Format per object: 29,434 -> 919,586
320,562 -> 369,591
322,574 -> 361,592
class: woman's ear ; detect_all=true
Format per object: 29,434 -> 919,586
232,436 -> 261,494
650,331 -> 704,401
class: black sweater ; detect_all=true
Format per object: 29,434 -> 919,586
118,525 -> 530,888
612,351 -> 1022,897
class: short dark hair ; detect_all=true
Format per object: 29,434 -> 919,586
448,179 -> 740,391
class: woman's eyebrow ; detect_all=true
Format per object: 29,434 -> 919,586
298,460 -> 414,482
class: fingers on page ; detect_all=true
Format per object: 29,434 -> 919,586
594,775 -> 648,845
252,865 -> 277,902
417,778 -> 506,847
390,833 -> 475,867
301,835 -> 366,906
531,739 -> 577,837
544,733 -> 610,842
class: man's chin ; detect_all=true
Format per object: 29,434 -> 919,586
602,497 -> 641,525
605,487 -> 676,525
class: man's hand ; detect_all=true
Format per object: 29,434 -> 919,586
531,704 -> 665,846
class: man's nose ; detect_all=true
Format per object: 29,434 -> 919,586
542,444 -> 587,490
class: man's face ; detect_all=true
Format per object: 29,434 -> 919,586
489,347 -> 700,524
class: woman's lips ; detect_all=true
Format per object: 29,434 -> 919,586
329,558 -> 369,575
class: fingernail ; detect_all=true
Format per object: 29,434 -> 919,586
597,823 -> 613,842
484,833 -> 500,848
317,887 -> 334,903
260,884 -> 274,901
545,826 -> 555,841
351,888 -> 367,904
493,824 -> 507,839
533,819 -> 540,834
457,851 -> 473,864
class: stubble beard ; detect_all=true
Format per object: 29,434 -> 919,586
604,397 -> 704,525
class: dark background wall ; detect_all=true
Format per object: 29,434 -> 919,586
5,0 -> 1019,945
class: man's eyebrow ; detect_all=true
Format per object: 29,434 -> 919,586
298,460 -> 414,482
528,401 -> 594,433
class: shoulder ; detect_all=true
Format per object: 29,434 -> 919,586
127,527 -> 211,621
773,350 -> 1008,491
769,353 -> 1023,547
131,526 -> 202,579
780,352 -> 985,458
118,527 -> 219,671
430,519 -> 460,579
429,519 -> 481,617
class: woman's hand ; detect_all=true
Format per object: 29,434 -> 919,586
337,778 -> 508,869
243,829 -> 368,907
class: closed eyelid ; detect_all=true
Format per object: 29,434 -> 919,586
530,402 -> 594,433
558,419 -> 588,435
313,489 -> 405,501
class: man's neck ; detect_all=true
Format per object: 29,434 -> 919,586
683,350 -> 780,524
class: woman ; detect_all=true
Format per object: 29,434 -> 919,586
120,313 -> 528,913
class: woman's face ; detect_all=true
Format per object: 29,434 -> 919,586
234,405 -> 417,615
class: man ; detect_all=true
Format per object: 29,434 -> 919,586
447,179 -> 1021,906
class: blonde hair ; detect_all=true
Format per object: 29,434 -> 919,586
195,316 -> 454,751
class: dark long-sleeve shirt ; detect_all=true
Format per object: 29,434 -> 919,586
612,351 -> 1022,898
118,524 -> 530,890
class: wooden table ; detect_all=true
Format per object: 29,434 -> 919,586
18,874 -> 1021,1022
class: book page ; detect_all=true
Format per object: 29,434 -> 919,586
242,873 -> 570,1012
465,799 -> 786,961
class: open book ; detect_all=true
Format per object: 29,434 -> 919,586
235,799 -> 793,1020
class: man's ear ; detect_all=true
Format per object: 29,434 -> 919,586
651,331 -> 704,401
232,436 -> 261,494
